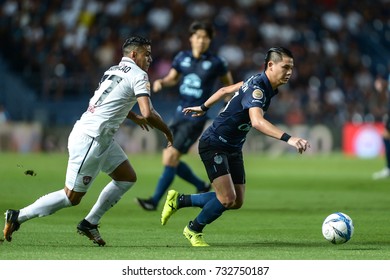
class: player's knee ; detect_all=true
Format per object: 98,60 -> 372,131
219,194 -> 237,208
163,147 -> 180,166
64,187 -> 84,206
230,200 -> 243,210
69,197 -> 82,206
126,174 -> 137,183
124,169 -> 137,182
111,170 -> 137,182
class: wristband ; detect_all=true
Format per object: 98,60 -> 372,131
280,132 -> 291,142
200,104 -> 209,112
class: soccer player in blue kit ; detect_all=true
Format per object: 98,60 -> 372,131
160,47 -> 310,246
372,72 -> 390,179
136,21 -> 233,210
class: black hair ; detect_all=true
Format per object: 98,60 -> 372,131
122,35 -> 151,54
264,47 -> 293,70
188,21 -> 214,39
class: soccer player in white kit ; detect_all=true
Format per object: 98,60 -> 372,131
2,36 -> 173,246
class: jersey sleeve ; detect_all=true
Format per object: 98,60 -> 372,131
241,85 -> 266,110
134,73 -> 151,97
171,51 -> 184,73
215,56 -> 229,77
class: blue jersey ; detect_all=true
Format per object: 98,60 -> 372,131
200,72 -> 278,151
172,50 -> 229,122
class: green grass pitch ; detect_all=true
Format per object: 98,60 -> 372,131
0,152 -> 389,260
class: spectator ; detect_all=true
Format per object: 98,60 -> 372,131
0,0 -> 388,127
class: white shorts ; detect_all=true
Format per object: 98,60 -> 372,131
65,128 -> 127,192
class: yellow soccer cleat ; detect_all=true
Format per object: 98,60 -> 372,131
161,190 -> 180,225
183,225 -> 209,247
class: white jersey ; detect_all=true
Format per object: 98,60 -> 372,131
74,57 -> 150,138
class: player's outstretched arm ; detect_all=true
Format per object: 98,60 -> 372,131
182,81 -> 243,117
153,68 -> 180,93
137,96 -> 173,147
219,71 -> 235,102
126,111 -> 153,131
249,107 -> 310,154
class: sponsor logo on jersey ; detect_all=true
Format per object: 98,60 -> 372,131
83,176 -> 92,185
251,99 -> 262,103
180,74 -> 203,98
146,82 -> 151,91
252,89 -> 264,99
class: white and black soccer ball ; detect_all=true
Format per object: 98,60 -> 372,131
322,212 -> 354,244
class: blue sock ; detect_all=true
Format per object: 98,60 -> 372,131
176,161 -> 205,191
196,197 -> 227,225
151,166 -> 176,205
384,138 -> 390,168
190,192 -> 216,208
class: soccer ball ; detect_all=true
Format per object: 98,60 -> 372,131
322,212 -> 354,244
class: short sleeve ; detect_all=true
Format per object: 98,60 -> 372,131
241,86 -> 266,109
171,51 -> 184,73
134,73 -> 151,97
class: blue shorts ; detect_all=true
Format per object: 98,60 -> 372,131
169,119 -> 206,154
198,140 -> 245,184
385,115 -> 390,131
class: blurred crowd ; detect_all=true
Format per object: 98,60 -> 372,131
0,0 -> 389,126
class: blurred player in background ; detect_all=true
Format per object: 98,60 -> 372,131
372,71 -> 390,179
0,103 -> 10,124
136,21 -> 233,210
3,36 -> 173,246
161,47 -> 310,246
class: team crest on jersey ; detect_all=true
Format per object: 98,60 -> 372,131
181,57 -> 191,67
252,89 -> 264,99
202,61 -> 212,70
83,176 -> 92,185
214,155 -> 223,165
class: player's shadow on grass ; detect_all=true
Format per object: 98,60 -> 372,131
210,240 -> 388,250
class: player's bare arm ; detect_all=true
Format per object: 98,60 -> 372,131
249,107 -> 310,154
137,96 -> 173,147
153,68 -> 181,92
219,71 -> 235,102
126,111 -> 153,131
182,81 -> 243,116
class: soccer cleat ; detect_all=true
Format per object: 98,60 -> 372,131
197,183 -> 212,193
77,219 -> 106,246
135,197 -> 157,211
372,168 -> 390,180
3,209 -> 20,242
183,225 -> 209,247
161,190 -> 179,225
